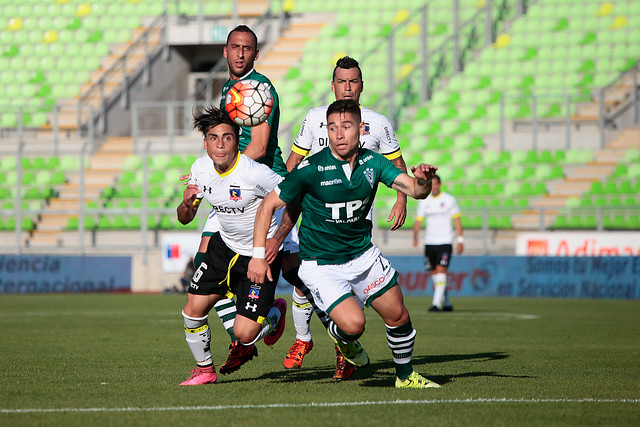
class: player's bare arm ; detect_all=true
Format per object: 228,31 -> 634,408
285,151 -> 305,172
391,164 -> 438,199
265,197 -> 301,263
177,184 -> 201,224
412,218 -> 423,247
388,156 -> 409,230
454,217 -> 464,255
242,121 -> 270,160
248,191 -> 287,284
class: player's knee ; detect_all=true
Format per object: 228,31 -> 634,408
383,306 -> 410,327
233,329 -> 256,345
339,317 -> 366,337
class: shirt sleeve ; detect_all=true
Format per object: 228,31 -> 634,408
416,198 -> 426,220
277,159 -> 311,203
188,158 -> 204,198
450,195 -> 461,218
252,161 -> 284,196
376,153 -> 403,188
377,113 -> 402,160
291,110 -> 313,157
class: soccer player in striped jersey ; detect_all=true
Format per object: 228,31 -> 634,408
282,56 -> 409,380
249,100 -> 442,388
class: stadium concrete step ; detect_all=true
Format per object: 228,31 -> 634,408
569,164 -> 617,180
38,214 -> 74,229
608,128 -> 640,149
235,0 -> 270,16
550,179 -> 593,195
260,20 -> 326,81
594,149 -> 627,163
511,211 -> 556,230
26,231 -> 61,247
531,195 -> 573,209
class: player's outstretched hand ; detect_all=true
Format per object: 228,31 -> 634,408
179,173 -> 190,183
411,164 -> 438,181
388,202 -> 407,231
248,258 -> 272,284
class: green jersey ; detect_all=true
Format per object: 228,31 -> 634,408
221,69 -> 287,176
277,148 -> 402,265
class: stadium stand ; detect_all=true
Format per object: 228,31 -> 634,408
1,0 -> 638,253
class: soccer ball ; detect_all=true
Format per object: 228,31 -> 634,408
225,79 -> 274,127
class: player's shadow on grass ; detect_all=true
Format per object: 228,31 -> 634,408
227,351 -> 528,386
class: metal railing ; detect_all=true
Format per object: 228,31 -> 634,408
503,60 -> 640,150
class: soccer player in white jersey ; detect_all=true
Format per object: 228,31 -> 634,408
412,175 -> 464,312
177,106 -> 290,385
282,56 -> 409,380
249,100 -> 442,388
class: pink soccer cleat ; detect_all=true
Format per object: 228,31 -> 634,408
179,365 -> 217,386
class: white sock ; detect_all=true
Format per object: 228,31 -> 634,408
182,311 -> 212,366
250,305 -> 283,345
292,289 -> 313,342
443,289 -> 452,308
431,273 -> 447,309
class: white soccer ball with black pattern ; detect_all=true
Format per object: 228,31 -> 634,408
225,79 -> 274,127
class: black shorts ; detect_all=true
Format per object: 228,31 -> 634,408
189,232 -> 282,323
423,244 -> 452,271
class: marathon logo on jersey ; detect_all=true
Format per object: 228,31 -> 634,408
363,167 -> 374,188
317,165 -> 337,172
248,285 -> 261,300
321,178 -> 342,186
229,186 -> 242,201
362,122 -> 371,135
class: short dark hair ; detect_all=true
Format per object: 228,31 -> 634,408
432,174 -> 441,183
332,56 -> 363,81
193,105 -> 239,143
326,99 -> 361,124
226,25 -> 258,48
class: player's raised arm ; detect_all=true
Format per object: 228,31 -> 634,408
248,190 -> 287,284
177,184 -> 202,224
390,163 -> 438,200
388,155 -> 408,230
242,120 -> 270,160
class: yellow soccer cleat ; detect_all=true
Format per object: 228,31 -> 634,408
395,371 -> 441,389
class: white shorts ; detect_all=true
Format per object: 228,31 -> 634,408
298,245 -> 398,314
201,208 -> 299,254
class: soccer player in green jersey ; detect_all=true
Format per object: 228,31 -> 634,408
249,100 -> 442,388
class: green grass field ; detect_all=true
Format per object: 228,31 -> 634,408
1,294 -> 639,426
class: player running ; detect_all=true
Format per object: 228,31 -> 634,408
177,106 -> 290,385
282,56 -> 409,380
249,100 -> 441,388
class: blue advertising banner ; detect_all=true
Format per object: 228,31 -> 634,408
277,256 -> 640,299
0,255 -> 132,293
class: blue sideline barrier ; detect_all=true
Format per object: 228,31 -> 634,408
0,255 -> 132,293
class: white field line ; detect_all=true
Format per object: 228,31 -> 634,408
2,398 -> 639,414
